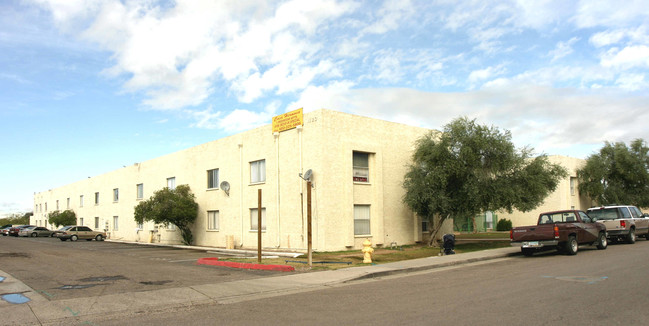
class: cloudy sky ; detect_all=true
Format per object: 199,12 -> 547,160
1,0 -> 648,217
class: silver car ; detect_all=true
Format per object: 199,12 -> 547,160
18,226 -> 55,237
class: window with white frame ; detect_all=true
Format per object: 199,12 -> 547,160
207,169 -> 219,189
250,160 -> 266,184
136,183 -> 144,199
166,223 -> 176,230
354,205 -> 371,235
207,210 -> 219,230
80,195 -> 84,207
353,152 -> 370,182
113,188 -> 119,202
113,216 -> 119,231
66,198 -> 70,209
94,192 -> 99,205
422,219 -> 430,233
250,208 -> 266,231
79,217 -> 84,226
95,217 -> 99,229
167,177 -> 176,190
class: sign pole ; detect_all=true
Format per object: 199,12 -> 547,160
258,189 -> 262,264
307,181 -> 312,267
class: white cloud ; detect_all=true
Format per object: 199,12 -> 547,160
575,0 -> 649,28
549,37 -> 579,61
601,45 -> 649,69
468,65 -> 506,84
360,0 -> 415,35
189,103 -> 278,133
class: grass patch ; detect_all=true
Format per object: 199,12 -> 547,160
219,239 -> 511,272
454,232 -> 510,239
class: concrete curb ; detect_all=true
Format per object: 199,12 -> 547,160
197,257 -> 296,272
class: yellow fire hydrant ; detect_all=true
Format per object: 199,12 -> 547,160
362,238 -> 374,263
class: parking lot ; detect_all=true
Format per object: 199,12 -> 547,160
0,236 -> 284,301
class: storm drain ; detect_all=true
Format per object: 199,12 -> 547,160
140,280 -> 173,285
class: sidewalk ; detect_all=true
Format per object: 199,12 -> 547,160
0,245 -> 520,325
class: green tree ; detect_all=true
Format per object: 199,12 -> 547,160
48,210 -> 77,227
1,212 -> 33,226
577,139 -> 649,207
134,184 -> 198,245
403,117 -> 567,245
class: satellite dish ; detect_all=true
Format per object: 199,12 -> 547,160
220,181 -> 230,196
303,169 -> 313,181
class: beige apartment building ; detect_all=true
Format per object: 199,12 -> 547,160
32,109 -> 453,252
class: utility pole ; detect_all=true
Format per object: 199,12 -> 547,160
258,189 -> 262,264
307,181 -> 312,267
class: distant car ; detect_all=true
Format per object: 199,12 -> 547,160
8,225 -> 35,237
18,226 -> 54,237
1,225 -> 13,236
57,226 -> 106,241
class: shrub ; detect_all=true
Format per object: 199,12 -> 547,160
496,218 -> 512,231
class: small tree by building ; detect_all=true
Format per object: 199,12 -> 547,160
403,117 -> 567,245
577,139 -> 649,207
48,210 -> 77,228
134,184 -> 198,245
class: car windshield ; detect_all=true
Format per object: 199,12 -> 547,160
588,208 -> 618,220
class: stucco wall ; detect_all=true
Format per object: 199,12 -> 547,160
32,109 -> 446,251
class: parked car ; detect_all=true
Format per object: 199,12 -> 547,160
57,226 -> 106,241
18,226 -> 54,237
510,210 -> 607,256
8,225 -> 35,237
1,225 -> 13,236
52,226 -> 72,238
587,205 -> 649,243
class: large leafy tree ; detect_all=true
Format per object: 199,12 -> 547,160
134,184 -> 198,245
577,139 -> 649,207
403,117 -> 567,244
0,212 -> 33,226
48,210 -> 77,227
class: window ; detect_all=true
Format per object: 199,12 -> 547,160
353,152 -> 369,182
354,205 -> 371,235
250,160 -> 266,184
137,222 -> 143,230
250,208 -> 266,231
94,217 -> 99,229
167,177 -> 176,190
207,210 -> 219,230
422,219 -> 430,233
207,169 -> 219,189
79,218 -> 84,226
56,200 -> 59,210
570,177 -> 577,195
80,195 -> 84,207
113,216 -> 119,231
136,184 -> 144,199
113,188 -> 119,202
45,203 -> 48,211
66,198 -> 70,209
166,223 -> 176,230
94,192 -> 99,205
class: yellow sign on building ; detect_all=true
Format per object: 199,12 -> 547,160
272,108 -> 303,133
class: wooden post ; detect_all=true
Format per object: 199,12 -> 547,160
258,189 -> 262,264
307,181 -> 312,267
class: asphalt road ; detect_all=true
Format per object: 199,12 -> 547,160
92,238 -> 649,326
0,236 -> 284,301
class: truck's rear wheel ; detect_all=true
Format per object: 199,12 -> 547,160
565,236 -> 578,255
626,229 -> 636,244
596,232 -> 607,250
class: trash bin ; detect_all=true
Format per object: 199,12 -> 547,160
443,234 -> 455,255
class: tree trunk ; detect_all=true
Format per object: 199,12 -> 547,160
427,214 -> 451,247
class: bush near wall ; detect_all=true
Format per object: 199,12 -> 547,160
496,219 -> 512,231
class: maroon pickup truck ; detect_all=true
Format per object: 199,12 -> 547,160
510,210 -> 607,256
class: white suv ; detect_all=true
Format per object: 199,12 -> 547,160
587,205 -> 649,243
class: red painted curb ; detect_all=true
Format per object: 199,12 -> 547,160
197,257 -> 295,272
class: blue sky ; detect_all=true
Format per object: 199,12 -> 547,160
1,0 -> 648,217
